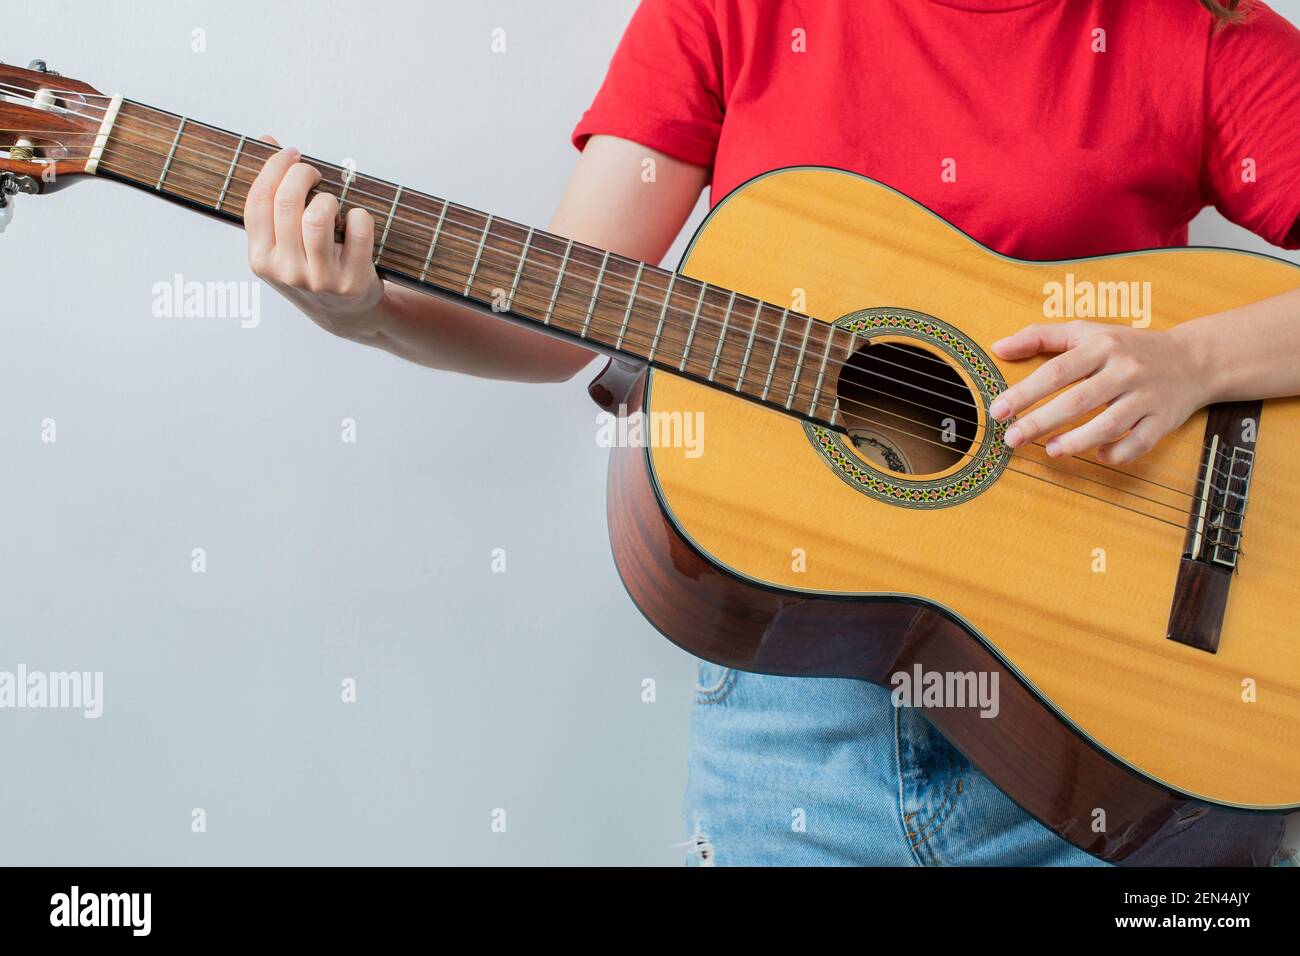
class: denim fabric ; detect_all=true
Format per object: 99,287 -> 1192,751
682,661 -> 1112,867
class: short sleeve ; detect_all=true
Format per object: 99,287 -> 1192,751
1201,2 -> 1300,249
571,0 -> 724,168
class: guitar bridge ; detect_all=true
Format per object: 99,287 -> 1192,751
1187,436 -> 1254,570
1165,401 -> 1260,654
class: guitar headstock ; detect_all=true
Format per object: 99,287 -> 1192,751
0,59 -> 108,206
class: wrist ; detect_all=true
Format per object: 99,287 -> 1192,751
310,279 -> 391,345
352,281 -> 395,342
1168,319 -> 1225,408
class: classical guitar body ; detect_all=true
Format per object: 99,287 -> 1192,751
605,167 -> 1300,866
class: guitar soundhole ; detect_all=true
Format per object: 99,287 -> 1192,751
836,341 -> 979,477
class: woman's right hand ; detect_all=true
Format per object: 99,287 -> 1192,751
244,136 -> 386,340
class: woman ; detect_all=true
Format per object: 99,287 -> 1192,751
244,0 -> 1300,865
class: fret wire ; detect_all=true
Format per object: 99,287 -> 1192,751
736,301 -> 761,391
546,239 -> 574,325
15,74 -> 1123,442
215,134 -> 245,211
105,111 -> 699,358
338,165 -> 355,209
786,317 -> 815,410
708,291 -> 736,383
616,262 -> 645,350
679,282 -> 709,372
647,272 -> 677,363
418,202 -> 449,283
762,308 -> 790,401
375,186 -> 402,264
93,105 -> 860,419
464,212 -> 493,296
585,251 -> 608,335
98,110 -> 677,329
156,117 -> 186,190
810,325 -> 837,414
94,106 -> 973,433
507,226 -> 535,310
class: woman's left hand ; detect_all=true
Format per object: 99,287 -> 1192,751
988,320 -> 1209,465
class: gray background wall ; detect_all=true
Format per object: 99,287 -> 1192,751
2,0 -> 1296,865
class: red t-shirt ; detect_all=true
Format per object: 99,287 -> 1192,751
572,0 -> 1300,259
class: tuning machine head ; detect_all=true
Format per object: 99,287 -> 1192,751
0,171 -> 39,208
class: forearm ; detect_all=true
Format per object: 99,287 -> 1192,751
248,136 -> 707,385
1173,287 -> 1300,404
323,136 -> 708,385
345,282 -> 596,383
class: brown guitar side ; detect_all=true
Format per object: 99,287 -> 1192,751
598,364 -> 1286,866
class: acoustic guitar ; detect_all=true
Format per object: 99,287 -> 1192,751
3,60 -> 1296,866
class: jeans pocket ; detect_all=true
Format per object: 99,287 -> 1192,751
694,660 -> 737,705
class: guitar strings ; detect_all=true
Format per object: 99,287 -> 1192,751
28,128 -> 1250,498
0,90 -> 1263,470
6,133 -> 1218,534
80,151 -> 1242,526
0,85 -> 1256,460
0,75 -> 1272,476
9,145 -> 1257,528
8,134 -> 1256,528
2,90 -> 1259,537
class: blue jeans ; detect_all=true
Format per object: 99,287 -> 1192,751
683,661 -> 1111,867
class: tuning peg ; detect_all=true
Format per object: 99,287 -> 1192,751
28,59 -> 47,72
0,172 -> 39,209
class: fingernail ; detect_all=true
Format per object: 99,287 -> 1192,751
989,397 -> 1008,420
1045,439 -> 1061,457
1004,425 -> 1022,448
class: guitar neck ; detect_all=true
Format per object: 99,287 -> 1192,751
90,98 -> 846,427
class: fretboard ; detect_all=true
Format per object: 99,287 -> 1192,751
91,99 -> 850,428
